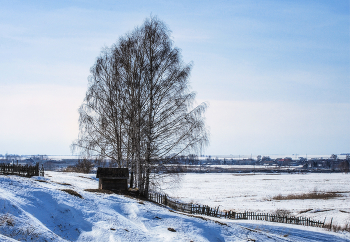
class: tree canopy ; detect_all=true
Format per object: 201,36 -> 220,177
72,16 -> 209,196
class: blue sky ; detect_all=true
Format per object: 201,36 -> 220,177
0,0 -> 349,156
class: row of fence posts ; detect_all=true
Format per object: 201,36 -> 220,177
0,163 -> 44,177
148,191 -> 325,228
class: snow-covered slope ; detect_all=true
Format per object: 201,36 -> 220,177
0,172 -> 349,241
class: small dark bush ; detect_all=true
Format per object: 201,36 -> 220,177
63,159 -> 94,174
274,209 -> 291,217
74,159 -> 94,173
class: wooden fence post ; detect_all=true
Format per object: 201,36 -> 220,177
144,190 -> 327,229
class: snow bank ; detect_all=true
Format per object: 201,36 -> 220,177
0,172 -> 349,241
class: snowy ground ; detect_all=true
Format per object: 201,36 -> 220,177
159,173 -> 350,227
0,172 -> 349,241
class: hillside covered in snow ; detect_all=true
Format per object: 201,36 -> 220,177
0,172 -> 349,241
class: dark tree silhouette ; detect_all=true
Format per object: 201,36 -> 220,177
72,16 -> 209,197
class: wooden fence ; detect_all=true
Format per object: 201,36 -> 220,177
148,191 -> 325,228
0,163 -> 42,177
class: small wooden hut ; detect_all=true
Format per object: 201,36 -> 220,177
96,168 -> 129,192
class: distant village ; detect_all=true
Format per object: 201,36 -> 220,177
0,153 -> 349,173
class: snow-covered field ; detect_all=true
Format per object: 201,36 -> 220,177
0,172 -> 349,241
160,173 -> 350,227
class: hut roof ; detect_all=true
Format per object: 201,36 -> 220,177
96,168 -> 129,179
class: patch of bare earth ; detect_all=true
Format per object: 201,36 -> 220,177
84,189 -> 114,194
60,189 -> 84,199
78,176 -> 95,180
53,181 -> 71,186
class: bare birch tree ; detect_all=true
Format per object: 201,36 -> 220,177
72,16 -> 209,197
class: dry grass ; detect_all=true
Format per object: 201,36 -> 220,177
274,209 -> 291,217
60,189 -> 84,199
273,191 -> 342,200
0,213 -> 14,226
325,223 -> 350,232
84,189 -> 114,194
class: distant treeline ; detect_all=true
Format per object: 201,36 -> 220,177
1,154 -> 349,173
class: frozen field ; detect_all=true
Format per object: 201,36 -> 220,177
159,173 -> 350,227
0,171 -> 349,241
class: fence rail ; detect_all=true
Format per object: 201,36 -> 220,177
0,163 -> 42,177
148,191 -> 325,228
